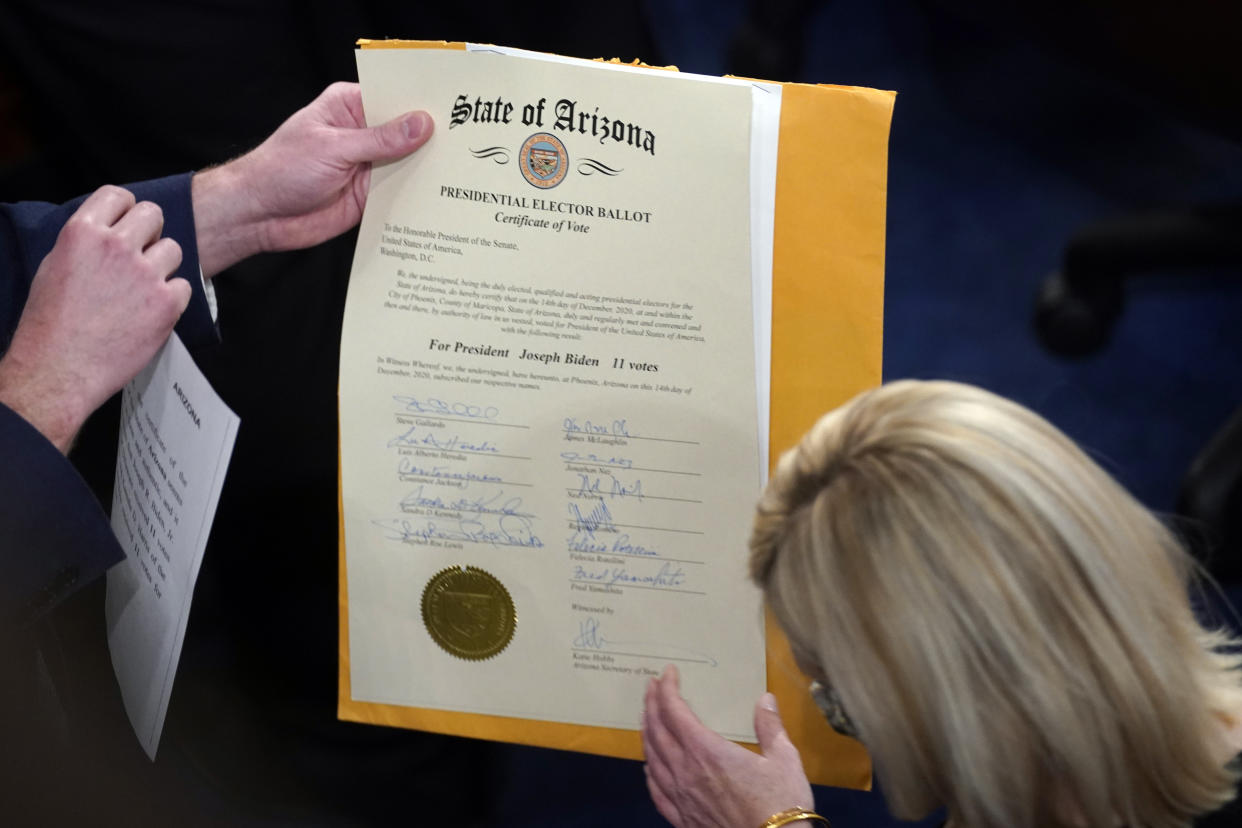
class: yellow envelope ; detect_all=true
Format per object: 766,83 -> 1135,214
339,39 -> 893,789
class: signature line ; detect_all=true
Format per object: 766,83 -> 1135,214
403,507 -> 538,519
570,648 -> 714,664
398,473 -> 534,488
564,488 -> 702,504
395,413 -> 529,429
561,430 -> 700,446
562,462 -> 701,476
422,450 -> 532,460
563,521 -> 704,535
567,580 -> 705,596
571,551 -> 704,565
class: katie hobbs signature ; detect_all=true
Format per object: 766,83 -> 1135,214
572,617 -> 717,667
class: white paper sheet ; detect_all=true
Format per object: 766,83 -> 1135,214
106,333 -> 238,759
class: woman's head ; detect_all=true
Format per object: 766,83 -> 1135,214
750,380 -> 1242,828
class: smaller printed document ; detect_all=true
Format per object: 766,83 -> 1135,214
106,333 -> 239,759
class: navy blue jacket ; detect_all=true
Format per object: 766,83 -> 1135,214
0,173 -> 217,625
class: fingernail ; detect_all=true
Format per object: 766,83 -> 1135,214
403,112 -> 430,141
760,693 -> 779,713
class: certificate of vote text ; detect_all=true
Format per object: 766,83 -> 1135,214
341,48 -> 766,741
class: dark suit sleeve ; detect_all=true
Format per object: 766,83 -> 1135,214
0,172 -> 217,350
0,402 -> 123,624
0,173 -> 219,624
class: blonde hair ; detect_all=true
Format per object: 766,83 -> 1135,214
750,380 -> 1242,828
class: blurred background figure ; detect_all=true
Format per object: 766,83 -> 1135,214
1,1 -> 1239,826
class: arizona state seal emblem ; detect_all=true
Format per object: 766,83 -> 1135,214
421,565 -> 517,661
519,132 -> 568,189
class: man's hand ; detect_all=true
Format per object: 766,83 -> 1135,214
642,665 -> 815,828
0,186 -> 188,452
191,82 -> 433,277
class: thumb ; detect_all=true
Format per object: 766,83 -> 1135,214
755,693 -> 801,765
338,111 -> 434,164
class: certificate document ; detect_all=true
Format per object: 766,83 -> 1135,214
340,47 -> 767,740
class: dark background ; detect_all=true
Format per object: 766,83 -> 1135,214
2,1 -> 1240,825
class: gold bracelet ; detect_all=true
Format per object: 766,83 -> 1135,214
758,806 -> 831,828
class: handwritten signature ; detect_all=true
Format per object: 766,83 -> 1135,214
571,562 -> 686,588
371,515 -> 543,548
400,484 -> 528,517
387,424 -> 499,453
611,534 -> 658,556
567,530 -> 610,554
560,451 -> 634,469
566,531 -> 658,557
396,459 -> 502,484
571,617 -> 717,666
564,417 -> 630,438
575,473 -> 643,501
573,616 -> 610,649
569,500 -> 616,536
393,395 -> 499,420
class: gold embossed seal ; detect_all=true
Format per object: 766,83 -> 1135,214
421,566 -> 516,660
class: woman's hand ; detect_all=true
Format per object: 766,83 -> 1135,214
642,665 -> 815,828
